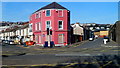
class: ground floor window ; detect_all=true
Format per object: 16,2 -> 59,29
35,35 -> 39,43
39,35 -> 41,43
58,34 -> 64,43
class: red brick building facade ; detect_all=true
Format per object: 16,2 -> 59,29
29,2 -> 71,46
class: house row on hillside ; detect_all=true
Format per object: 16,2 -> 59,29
0,22 -> 33,43
71,22 -> 112,43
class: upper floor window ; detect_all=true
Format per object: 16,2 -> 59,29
46,21 -> 51,29
58,10 -> 63,17
58,21 -> 63,29
39,12 -> 41,18
29,23 -> 32,32
38,22 -> 41,30
35,23 -> 39,31
36,13 -> 39,18
46,10 -> 50,16
101,27 -> 105,29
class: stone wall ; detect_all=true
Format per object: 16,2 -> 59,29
109,21 -> 120,45
116,21 -> 120,45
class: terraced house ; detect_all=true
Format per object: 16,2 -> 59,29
29,2 -> 71,46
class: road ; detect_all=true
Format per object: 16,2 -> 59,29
2,38 -> 120,67
77,38 -> 103,48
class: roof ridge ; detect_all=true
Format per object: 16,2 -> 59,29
33,2 -> 67,14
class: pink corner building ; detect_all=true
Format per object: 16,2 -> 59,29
29,2 -> 71,46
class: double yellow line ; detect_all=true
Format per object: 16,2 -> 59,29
3,61 -> 119,68
2,63 -> 57,67
99,61 -> 113,68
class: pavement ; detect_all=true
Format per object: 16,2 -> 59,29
1,38 -> 120,67
101,39 -> 119,47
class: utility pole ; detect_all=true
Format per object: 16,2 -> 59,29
47,27 -> 52,47
48,28 -> 50,47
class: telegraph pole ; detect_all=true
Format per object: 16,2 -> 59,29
47,27 -> 52,47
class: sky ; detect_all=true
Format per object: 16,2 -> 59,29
1,0 -> 120,2
2,2 -> 118,24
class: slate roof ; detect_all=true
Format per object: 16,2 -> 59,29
34,2 -> 68,13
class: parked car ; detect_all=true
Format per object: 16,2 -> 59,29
8,40 -> 15,45
89,37 -> 94,41
2,40 -> 9,44
2,40 -> 15,45
26,41 -> 35,46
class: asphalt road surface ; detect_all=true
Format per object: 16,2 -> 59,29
2,38 -> 120,66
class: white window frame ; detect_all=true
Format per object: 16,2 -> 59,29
35,35 -> 39,43
58,20 -> 63,30
101,27 -> 104,29
58,10 -> 63,17
46,21 -> 51,29
35,23 -> 39,31
19,30 -> 21,36
35,12 -> 39,19
39,35 -> 41,43
29,23 -> 32,32
39,11 -> 41,18
35,23 -> 37,31
45,10 -> 51,17
38,22 -> 41,30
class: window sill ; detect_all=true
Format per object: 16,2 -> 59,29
58,28 -> 63,30
34,30 -> 41,32
46,16 -> 50,17
58,16 -> 63,17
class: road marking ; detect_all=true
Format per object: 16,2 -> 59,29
55,54 -> 91,56
101,44 -> 120,48
64,63 -> 78,67
22,47 -> 30,48
100,61 -> 113,68
2,61 -> 117,67
2,54 -> 16,55
100,50 -> 106,52
112,50 -> 120,51
2,63 -> 57,67
79,47 -> 103,53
